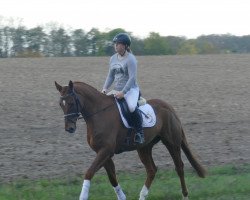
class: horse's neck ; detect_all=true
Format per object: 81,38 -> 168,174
75,82 -> 112,115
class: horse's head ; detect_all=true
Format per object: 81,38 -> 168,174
55,80 -> 82,133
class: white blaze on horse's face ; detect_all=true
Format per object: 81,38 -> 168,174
60,93 -> 80,134
59,98 -> 66,112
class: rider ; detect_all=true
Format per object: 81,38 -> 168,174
102,33 -> 145,144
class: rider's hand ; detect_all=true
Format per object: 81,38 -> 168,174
114,91 -> 124,99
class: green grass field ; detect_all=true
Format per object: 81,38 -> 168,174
1,164 -> 249,200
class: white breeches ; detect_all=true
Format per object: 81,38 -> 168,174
124,87 -> 139,112
107,87 -> 139,113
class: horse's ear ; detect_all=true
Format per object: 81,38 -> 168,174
55,81 -> 62,92
68,80 -> 74,92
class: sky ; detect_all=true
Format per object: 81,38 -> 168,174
0,0 -> 250,38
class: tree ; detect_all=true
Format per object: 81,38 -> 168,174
1,20 -> 250,58
197,34 -> 240,53
131,37 -> 145,55
195,39 -> 218,54
25,26 -> 47,57
47,28 -> 71,57
11,26 -> 27,57
1,27 -> 13,57
178,40 -> 198,55
239,35 -> 250,53
0,27 -> 6,57
71,29 -> 88,56
164,36 -> 185,55
86,28 -> 101,56
144,32 -> 170,55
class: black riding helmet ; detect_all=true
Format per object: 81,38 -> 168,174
113,33 -> 131,46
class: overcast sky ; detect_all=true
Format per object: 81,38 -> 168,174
0,0 -> 249,38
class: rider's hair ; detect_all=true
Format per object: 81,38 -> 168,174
126,46 -> 132,53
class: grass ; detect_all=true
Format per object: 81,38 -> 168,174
0,164 -> 249,200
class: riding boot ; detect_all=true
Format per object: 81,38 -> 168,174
131,107 -> 145,144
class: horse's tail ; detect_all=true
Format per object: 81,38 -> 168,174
181,129 -> 207,178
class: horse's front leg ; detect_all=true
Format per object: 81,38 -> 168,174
79,148 -> 113,200
104,158 -> 126,200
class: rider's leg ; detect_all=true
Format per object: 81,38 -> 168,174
124,87 -> 139,113
124,88 -> 145,144
131,107 -> 145,144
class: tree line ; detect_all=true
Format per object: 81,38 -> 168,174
0,26 -> 250,58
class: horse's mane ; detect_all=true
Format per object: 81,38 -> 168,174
73,81 -> 113,100
73,81 -> 98,91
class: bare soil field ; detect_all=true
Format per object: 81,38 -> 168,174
0,54 -> 249,183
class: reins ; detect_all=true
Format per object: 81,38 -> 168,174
61,89 -> 115,121
81,103 -> 115,119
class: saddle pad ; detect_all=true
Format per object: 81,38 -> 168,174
115,99 -> 156,128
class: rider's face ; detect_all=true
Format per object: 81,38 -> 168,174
114,43 -> 126,55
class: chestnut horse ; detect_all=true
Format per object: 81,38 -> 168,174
55,80 -> 206,200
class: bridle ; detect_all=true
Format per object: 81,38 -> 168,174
60,90 -> 83,121
60,89 -> 115,122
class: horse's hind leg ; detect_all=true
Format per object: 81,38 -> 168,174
104,158 -> 126,200
137,145 -> 157,200
163,141 -> 189,199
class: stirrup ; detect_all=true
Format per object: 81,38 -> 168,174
134,132 -> 145,144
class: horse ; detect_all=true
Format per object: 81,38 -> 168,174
55,80 -> 206,200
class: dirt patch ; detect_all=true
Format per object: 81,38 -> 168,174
0,54 -> 249,182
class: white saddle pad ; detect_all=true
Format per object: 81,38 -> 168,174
115,99 -> 156,128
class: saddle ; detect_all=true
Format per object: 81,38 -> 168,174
116,92 -> 146,127
107,90 -> 155,128
107,91 -> 156,146
117,98 -> 134,127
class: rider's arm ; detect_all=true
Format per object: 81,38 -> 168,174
122,55 -> 137,94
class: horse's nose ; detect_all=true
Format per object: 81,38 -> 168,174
66,127 -> 75,133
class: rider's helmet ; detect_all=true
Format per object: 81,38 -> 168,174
113,33 -> 131,46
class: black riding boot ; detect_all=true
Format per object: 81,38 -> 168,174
131,108 -> 145,144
